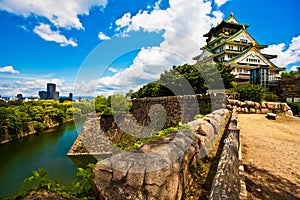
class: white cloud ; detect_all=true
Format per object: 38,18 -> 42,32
108,67 -> 119,73
0,0 -> 107,30
33,23 -> 78,47
214,0 -> 230,7
0,66 -> 20,74
114,0 -> 224,63
262,35 -> 300,69
98,32 -> 110,40
0,77 -> 70,97
115,12 -> 132,31
290,65 -> 300,71
91,0 -> 224,96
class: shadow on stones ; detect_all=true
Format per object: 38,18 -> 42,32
244,165 -> 299,200
198,114 -> 231,199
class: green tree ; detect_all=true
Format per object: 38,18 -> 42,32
29,106 -> 44,122
44,106 -> 65,124
94,95 -> 111,114
132,63 -> 234,98
281,70 -> 300,79
234,83 -> 265,102
109,94 -> 130,114
131,82 -> 173,98
264,92 -> 278,102
0,107 -> 8,141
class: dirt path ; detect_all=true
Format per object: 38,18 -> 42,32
238,114 -> 300,200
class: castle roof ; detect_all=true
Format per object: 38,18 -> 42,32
203,13 -> 249,38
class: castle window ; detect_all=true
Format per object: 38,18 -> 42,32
247,58 -> 261,63
241,39 -> 247,43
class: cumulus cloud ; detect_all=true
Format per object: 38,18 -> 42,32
96,47 -> 180,95
98,32 -> 110,40
89,0 -> 224,96
0,0 -> 107,30
33,23 -> 78,47
0,77 -> 69,97
115,13 -> 132,30
108,67 -> 119,73
214,0 -> 230,7
0,66 -> 20,74
262,35 -> 300,70
290,65 -> 300,71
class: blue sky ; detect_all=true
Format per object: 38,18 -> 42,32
0,0 -> 299,97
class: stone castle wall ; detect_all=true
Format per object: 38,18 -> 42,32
131,93 -> 227,128
209,109 -> 247,200
226,100 -> 292,115
278,77 -> 300,101
92,109 -> 230,200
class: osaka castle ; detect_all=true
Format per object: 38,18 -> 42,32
193,13 -> 281,91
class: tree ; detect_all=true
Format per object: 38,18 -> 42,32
234,83 -> 265,102
131,82 -> 173,98
44,106 -> 65,124
131,63 -> 235,98
281,70 -> 300,79
108,94 -> 131,114
94,95 -> 111,114
29,106 -> 44,122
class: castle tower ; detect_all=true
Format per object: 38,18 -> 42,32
193,13 -> 281,91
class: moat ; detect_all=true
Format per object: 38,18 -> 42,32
0,120 -> 85,198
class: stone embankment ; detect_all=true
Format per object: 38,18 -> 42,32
92,109 -> 230,200
209,109 -> 247,200
227,100 -> 293,116
131,93 -> 227,128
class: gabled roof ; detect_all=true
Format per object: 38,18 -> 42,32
224,12 -> 240,24
203,13 -> 249,38
226,28 -> 260,46
225,46 -> 279,69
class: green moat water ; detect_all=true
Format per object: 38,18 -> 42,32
0,120 -> 85,198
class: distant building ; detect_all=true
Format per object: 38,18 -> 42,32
16,94 -> 24,101
38,91 -> 48,100
38,83 -> 59,100
193,13 -> 281,92
69,93 -> 73,101
59,93 -> 73,102
47,83 -> 59,100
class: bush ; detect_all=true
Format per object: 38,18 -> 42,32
6,164 -> 96,200
287,102 -> 300,115
264,92 -> 278,102
33,122 -> 48,132
234,84 -> 265,102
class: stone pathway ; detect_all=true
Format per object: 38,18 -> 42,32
238,114 -> 300,200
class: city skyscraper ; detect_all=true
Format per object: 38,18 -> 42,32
38,83 -> 59,100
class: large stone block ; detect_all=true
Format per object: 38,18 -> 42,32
261,101 -> 267,108
254,102 -> 261,109
240,102 -> 247,108
261,108 -> 270,114
266,102 -> 276,109
227,104 -> 233,110
249,108 -> 256,113
281,103 -> 289,112
245,101 -> 255,108
92,109 -> 229,200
